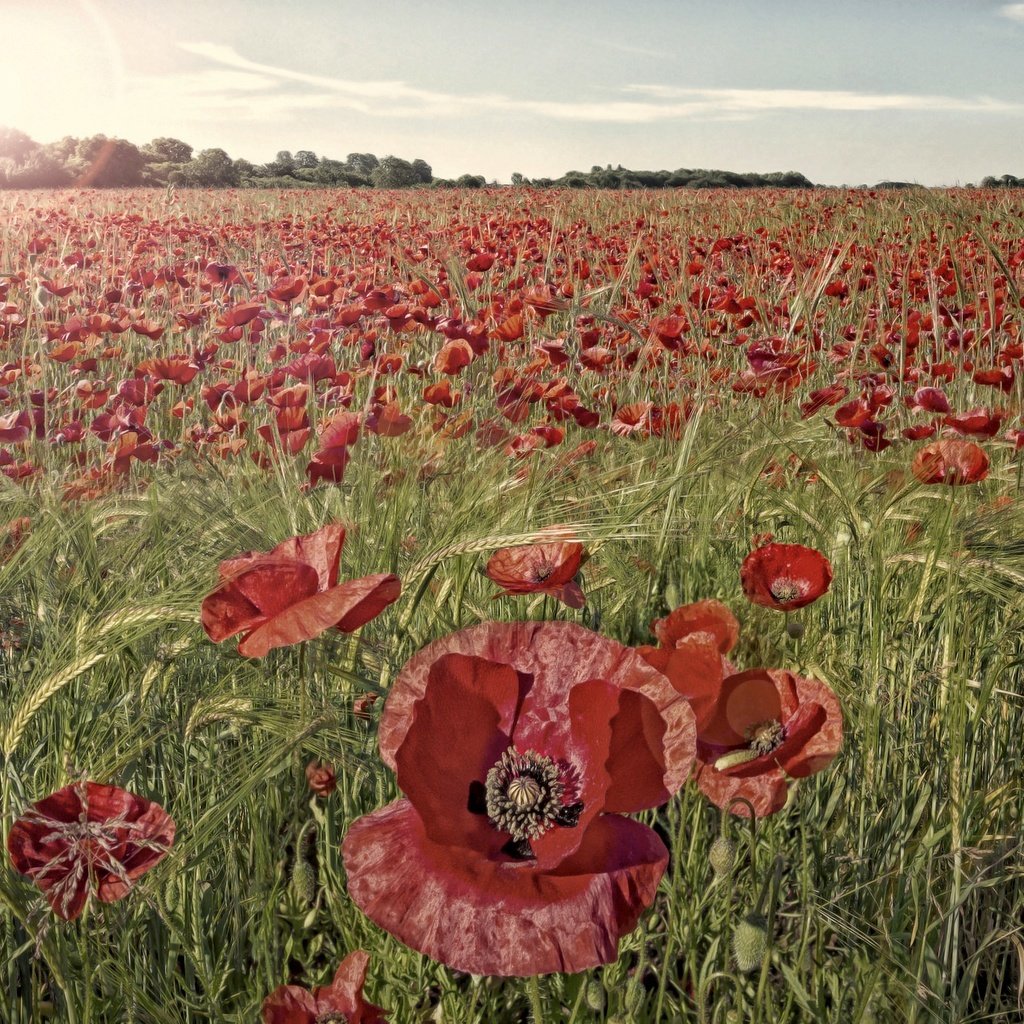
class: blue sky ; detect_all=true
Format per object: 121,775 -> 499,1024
4,0 -> 1024,184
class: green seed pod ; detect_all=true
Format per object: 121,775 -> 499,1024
785,620 -> 805,640
291,857 -> 316,905
709,835 -> 736,878
584,976 -> 606,1014
732,913 -> 769,973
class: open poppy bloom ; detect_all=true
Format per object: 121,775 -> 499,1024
261,950 -> 387,1024
342,621 -> 695,976
485,536 -> 587,609
693,669 -> 842,818
201,525 -> 400,658
911,439 -> 990,485
740,543 -> 832,612
7,782 -> 175,920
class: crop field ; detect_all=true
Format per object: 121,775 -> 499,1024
0,185 -> 1022,1023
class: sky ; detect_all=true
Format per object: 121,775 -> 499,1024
3,0 -> 1023,185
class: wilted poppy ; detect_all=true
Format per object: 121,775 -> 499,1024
7,782 -> 175,920
740,543 -> 832,611
485,535 -> 587,609
911,440 -> 990,485
261,950 -> 387,1024
201,525 -> 400,658
693,668 -> 842,818
343,621 -> 695,976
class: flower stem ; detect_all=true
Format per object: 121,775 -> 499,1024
527,975 -> 546,1024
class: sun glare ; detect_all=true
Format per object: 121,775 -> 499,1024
3,0 -> 126,141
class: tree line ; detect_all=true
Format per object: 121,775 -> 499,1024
0,127 -> 826,191
6,126 -> 1015,191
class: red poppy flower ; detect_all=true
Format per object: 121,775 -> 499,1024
7,782 -> 175,920
911,440 -> 990,485
343,621 -> 695,977
693,668 -> 842,818
485,536 -> 587,609
261,950 -> 387,1024
201,525 -> 400,658
740,543 -> 833,611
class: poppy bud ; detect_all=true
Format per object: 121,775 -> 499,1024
732,913 -> 769,973
664,580 -> 680,610
584,977 -> 606,1014
709,835 -> 736,878
785,620 -> 805,640
305,760 -> 336,798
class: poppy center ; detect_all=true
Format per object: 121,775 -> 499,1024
747,719 -> 784,756
768,577 -> 805,603
316,1015 -> 348,1024
532,563 -> 555,583
485,748 -> 563,843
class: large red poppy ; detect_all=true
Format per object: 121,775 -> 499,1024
261,950 -> 387,1024
343,621 -> 695,977
693,668 -> 842,818
485,537 -> 587,609
911,440 -> 990,485
7,782 -> 175,920
740,543 -> 832,612
201,525 -> 400,657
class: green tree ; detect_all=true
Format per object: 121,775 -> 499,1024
183,148 -> 239,187
411,158 -> 433,184
345,153 -> 379,177
0,127 -> 39,165
71,135 -> 145,186
371,156 -> 420,188
142,137 -> 193,164
294,150 -> 318,169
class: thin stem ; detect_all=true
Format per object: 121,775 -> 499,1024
527,975 -> 545,1024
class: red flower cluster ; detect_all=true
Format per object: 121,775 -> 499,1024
201,524 -> 400,657
262,950 -> 387,1024
638,599 -> 842,817
7,782 -> 175,920
343,621 -> 695,976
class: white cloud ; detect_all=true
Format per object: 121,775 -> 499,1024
162,42 -> 1020,126
998,4 -> 1024,21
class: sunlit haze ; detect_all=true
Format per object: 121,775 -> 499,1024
4,0 -> 1024,185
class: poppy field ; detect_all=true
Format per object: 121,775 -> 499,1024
0,184 -> 1022,1023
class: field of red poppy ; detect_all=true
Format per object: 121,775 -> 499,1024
0,185 -> 1022,1023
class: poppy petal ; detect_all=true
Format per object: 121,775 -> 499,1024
342,799 -> 667,977
261,985 -> 318,1023
236,577 -> 394,657
693,762 -> 790,818
636,634 -> 725,731
234,562 -> 321,619
395,654 -> 519,851
270,524 -> 346,590
651,599 -> 740,654
333,574 -> 402,632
